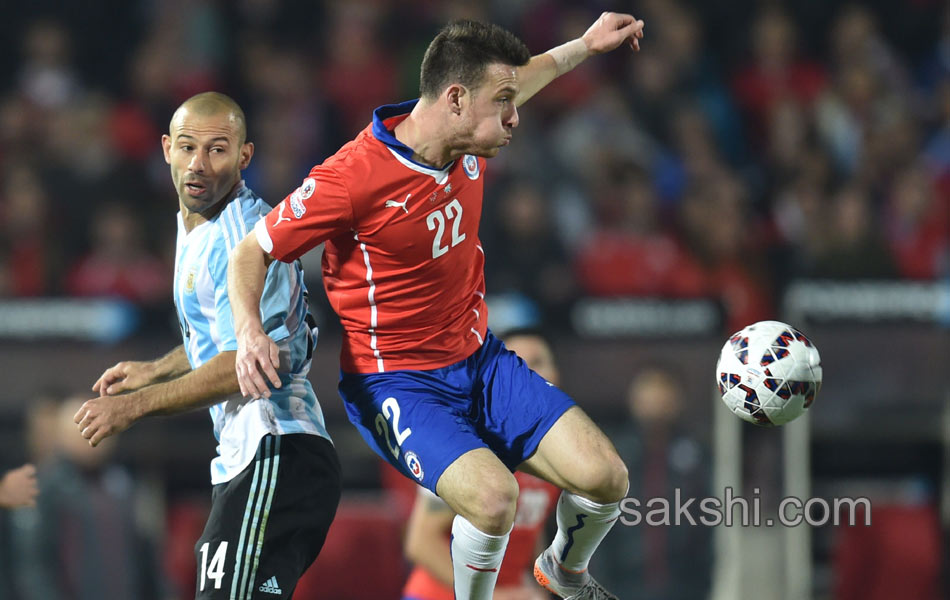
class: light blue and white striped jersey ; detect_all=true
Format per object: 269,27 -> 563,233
173,183 -> 331,485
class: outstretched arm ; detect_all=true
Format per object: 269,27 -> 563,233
516,11 -> 644,107
75,350 -> 241,446
228,233 -> 282,399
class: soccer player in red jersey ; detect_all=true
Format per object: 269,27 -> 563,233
229,14 -> 645,600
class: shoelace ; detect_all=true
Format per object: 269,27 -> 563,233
566,577 -> 618,600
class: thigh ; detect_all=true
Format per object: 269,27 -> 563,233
339,369 -> 489,495
195,434 -> 341,600
518,406 -> 626,499
477,332 -> 576,470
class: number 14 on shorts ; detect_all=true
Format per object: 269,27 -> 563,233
199,541 -> 228,591
375,397 -> 412,459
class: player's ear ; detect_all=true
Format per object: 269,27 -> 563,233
239,142 -> 254,170
445,84 -> 465,115
161,134 -> 172,164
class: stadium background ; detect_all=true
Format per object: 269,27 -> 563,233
0,0 -> 947,598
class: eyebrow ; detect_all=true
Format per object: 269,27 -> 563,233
496,85 -> 518,96
176,134 -> 232,143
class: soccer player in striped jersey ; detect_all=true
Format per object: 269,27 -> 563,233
73,92 -> 340,599
230,14 -> 645,600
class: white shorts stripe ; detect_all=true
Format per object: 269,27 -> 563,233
243,436 -> 281,598
230,439 -> 268,598
236,437 -> 273,599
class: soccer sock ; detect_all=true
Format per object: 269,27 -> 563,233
548,491 -> 622,573
450,515 -> 511,600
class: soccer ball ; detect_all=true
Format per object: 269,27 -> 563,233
716,320 -> 822,426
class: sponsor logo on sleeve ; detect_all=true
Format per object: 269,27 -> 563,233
289,190 -> 306,219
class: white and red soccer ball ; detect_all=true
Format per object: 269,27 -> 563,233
716,320 -> 822,426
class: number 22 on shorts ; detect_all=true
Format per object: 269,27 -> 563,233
375,396 -> 412,459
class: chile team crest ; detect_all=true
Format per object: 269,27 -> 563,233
462,154 -> 479,180
405,451 -> 424,481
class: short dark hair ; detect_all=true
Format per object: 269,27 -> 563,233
419,20 -> 531,99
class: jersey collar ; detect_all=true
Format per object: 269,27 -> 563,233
372,99 -> 454,172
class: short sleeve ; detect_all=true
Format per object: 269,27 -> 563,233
255,166 -> 354,263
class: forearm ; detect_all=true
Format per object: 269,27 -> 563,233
151,345 -> 191,380
516,39 -> 589,107
228,234 -> 272,335
134,351 -> 241,418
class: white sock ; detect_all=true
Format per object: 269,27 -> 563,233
451,515 -> 510,600
548,491 -> 621,573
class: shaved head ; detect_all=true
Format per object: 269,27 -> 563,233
162,90 -> 254,230
170,91 -> 247,143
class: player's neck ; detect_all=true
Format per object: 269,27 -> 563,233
393,100 -> 459,169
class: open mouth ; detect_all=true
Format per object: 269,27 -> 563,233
185,182 -> 206,196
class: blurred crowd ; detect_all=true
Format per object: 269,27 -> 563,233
0,0 -> 948,336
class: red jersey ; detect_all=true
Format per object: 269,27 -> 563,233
255,100 -> 489,373
402,473 -> 560,600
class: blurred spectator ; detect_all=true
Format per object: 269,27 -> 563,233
833,483 -> 941,600
920,3 -> 950,88
321,2 -> 399,136
590,365 -> 710,600
678,172 -> 775,331
8,395 -> 175,600
731,7 -> 827,149
240,46 -> 344,201
484,178 -> 576,321
922,78 -> 950,174
806,183 -> 898,279
0,164 -> 59,296
574,163 -> 702,298
66,202 -> 169,303
17,19 -> 81,110
829,4 -> 907,88
883,165 -> 949,279
771,166 -> 833,279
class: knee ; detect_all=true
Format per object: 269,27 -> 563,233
457,473 -> 519,535
578,453 -> 629,504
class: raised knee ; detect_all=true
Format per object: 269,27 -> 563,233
583,454 -> 629,504
462,474 -> 519,534
602,455 -> 629,502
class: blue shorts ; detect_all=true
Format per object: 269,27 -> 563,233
338,330 -> 575,495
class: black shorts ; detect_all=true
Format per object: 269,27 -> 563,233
194,433 -> 341,599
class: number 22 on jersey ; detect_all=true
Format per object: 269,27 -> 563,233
426,198 -> 466,259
